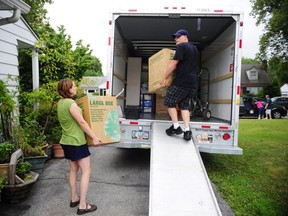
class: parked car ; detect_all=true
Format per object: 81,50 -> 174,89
271,96 -> 288,110
239,96 -> 287,119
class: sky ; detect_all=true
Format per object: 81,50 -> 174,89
45,0 -> 264,75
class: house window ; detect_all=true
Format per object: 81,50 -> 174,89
246,69 -> 258,80
250,71 -> 257,80
247,87 -> 262,94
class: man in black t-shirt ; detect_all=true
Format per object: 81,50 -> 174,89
160,29 -> 199,141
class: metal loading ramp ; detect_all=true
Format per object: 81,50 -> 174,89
149,122 -> 222,216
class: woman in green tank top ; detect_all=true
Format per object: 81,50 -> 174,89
57,79 -> 101,215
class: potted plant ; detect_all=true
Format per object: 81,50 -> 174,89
17,81 -> 61,168
49,128 -> 64,158
13,123 -> 48,174
19,81 -> 64,158
0,142 -> 38,204
1,149 -> 39,204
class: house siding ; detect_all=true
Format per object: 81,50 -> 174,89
0,10 -> 38,90
0,11 -> 37,46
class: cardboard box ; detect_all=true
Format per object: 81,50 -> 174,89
76,96 -> 121,145
155,94 -> 168,114
148,48 -> 175,94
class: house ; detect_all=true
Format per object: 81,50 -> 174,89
80,76 -> 107,96
241,64 -> 271,95
280,84 -> 288,96
0,0 -> 39,92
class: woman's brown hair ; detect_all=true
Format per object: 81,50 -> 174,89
58,79 -> 74,98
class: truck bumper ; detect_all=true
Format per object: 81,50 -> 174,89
197,145 -> 243,155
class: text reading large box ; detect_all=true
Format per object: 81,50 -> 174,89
148,48 -> 175,94
76,96 -> 121,145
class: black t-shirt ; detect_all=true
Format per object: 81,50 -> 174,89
172,42 -> 199,88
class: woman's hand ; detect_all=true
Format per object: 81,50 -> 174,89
92,137 -> 102,147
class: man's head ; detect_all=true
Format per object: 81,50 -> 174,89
172,29 -> 189,44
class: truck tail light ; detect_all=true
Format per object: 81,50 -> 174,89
223,133 -> 230,140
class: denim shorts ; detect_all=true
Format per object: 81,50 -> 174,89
60,144 -> 91,161
164,85 -> 196,110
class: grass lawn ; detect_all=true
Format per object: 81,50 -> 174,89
201,119 -> 288,216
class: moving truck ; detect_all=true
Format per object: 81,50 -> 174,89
105,5 -> 244,155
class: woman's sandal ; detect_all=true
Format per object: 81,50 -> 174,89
77,203 -> 97,215
70,198 -> 80,208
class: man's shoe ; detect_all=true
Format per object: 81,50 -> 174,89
166,125 -> 183,136
183,130 -> 192,141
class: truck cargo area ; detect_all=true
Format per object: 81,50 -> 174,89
107,6 -> 243,155
110,8 -> 240,123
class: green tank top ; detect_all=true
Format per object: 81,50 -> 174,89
57,98 -> 87,146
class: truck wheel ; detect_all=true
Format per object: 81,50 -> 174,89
203,110 -> 211,120
272,111 -> 281,119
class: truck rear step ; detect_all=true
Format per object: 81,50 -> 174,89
149,122 -> 222,216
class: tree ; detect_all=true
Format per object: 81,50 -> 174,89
267,56 -> 288,84
19,23 -> 77,91
22,0 -> 53,31
73,40 -> 103,79
19,0 -> 103,87
242,57 -> 260,64
36,24 -> 76,82
251,0 -> 288,85
251,0 -> 288,60
263,76 -> 281,97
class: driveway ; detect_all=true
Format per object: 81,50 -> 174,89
0,146 -> 234,216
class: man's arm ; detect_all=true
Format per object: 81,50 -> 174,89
160,59 -> 178,87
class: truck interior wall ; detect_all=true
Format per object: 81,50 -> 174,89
201,23 -> 236,121
126,57 -> 142,106
113,24 -> 128,109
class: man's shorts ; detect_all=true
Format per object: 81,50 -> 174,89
265,109 -> 271,115
164,85 -> 196,110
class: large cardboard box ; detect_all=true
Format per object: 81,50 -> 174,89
148,48 -> 175,94
76,96 -> 121,145
155,94 -> 168,114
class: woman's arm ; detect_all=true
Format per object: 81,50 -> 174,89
70,102 -> 101,146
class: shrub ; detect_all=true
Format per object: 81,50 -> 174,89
0,141 -> 15,163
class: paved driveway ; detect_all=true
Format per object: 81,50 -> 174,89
0,146 -> 234,216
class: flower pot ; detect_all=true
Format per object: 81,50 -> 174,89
1,171 -> 39,204
1,149 -> 39,204
24,155 -> 48,174
53,144 -> 64,158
